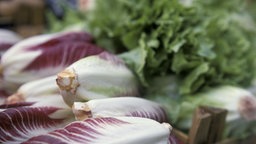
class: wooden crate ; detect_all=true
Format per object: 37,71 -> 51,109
173,106 -> 255,144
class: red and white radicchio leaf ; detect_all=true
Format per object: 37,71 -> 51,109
0,29 -> 21,59
0,106 -> 73,144
0,90 -> 9,105
23,117 -> 174,144
0,102 -> 35,109
5,75 -> 59,104
0,29 -> 21,44
0,42 -> 13,61
0,31 -> 103,91
2,93 -> 72,119
72,97 -> 168,123
56,52 -> 140,106
2,75 -> 71,118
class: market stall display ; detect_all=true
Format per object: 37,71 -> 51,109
0,0 -> 255,144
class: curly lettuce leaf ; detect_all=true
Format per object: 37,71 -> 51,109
86,0 -> 256,95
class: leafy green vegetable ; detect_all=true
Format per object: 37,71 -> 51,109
148,84 -> 256,138
86,0 -> 256,95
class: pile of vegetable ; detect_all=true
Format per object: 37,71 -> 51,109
84,0 -> 256,139
86,0 -> 256,95
0,31 -> 180,144
0,0 -> 256,143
